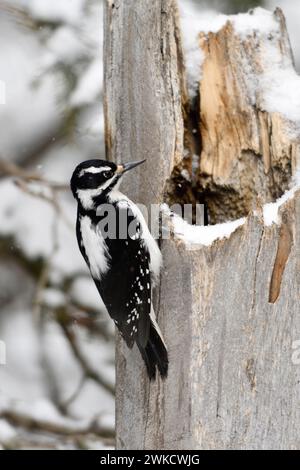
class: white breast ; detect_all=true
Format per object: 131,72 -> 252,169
80,215 -> 110,279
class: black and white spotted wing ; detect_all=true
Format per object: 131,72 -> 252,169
93,203 -> 152,349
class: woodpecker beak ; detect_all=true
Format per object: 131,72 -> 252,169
116,159 -> 146,174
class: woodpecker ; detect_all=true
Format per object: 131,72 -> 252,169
70,159 -> 168,379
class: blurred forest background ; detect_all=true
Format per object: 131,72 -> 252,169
0,0 -> 298,450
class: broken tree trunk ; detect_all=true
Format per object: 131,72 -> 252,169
197,8 -> 296,223
104,1 -> 300,450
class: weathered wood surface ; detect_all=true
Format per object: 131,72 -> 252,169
198,8 -> 296,223
104,0 -> 300,450
103,0 -> 185,206
117,191 -> 300,450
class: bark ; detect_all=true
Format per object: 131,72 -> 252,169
116,191 -> 300,450
197,8 -> 296,223
103,0 -> 185,206
104,1 -> 300,450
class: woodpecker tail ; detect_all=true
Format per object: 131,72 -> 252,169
137,319 -> 168,380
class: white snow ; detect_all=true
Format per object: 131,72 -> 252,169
179,4 -> 300,129
231,8 -> 278,37
0,177 -> 87,278
27,398 -> 68,424
179,1 -> 205,97
0,0 -> 111,450
260,64 -> 300,125
70,59 -> 102,107
0,311 -> 114,426
42,288 -> 66,308
177,3 -> 300,238
0,419 -> 16,444
77,107 -> 105,139
0,21 -> 59,160
266,0 -> 300,71
0,310 -> 45,400
168,209 -> 246,248
233,9 -> 300,127
42,26 -> 88,68
27,0 -> 85,26
263,171 -> 300,226
70,277 -> 107,312
165,166 -> 300,245
179,1 -> 228,35
166,171 -> 300,247
0,181 -> 70,271
0,397 -> 91,432
179,4 -> 277,40
52,212 -> 87,278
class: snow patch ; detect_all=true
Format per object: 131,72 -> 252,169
28,0 -> 85,26
70,59 -> 102,107
0,310 -> 45,400
180,4 -> 278,39
42,26 -> 88,68
179,1 -> 228,35
42,288 -> 66,308
0,419 -> 16,444
231,7 -> 278,37
263,173 -> 300,226
0,178 -> 84,277
179,4 -> 300,128
70,277 -> 107,312
266,0 -> 300,71
173,216 -> 245,247
179,1 -> 206,97
162,204 -> 245,248
260,65 -> 300,125
166,171 -> 300,245
0,397 -> 91,432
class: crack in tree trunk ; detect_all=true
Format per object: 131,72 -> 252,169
269,213 -> 293,303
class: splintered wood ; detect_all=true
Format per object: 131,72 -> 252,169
197,8 -> 298,223
104,1 -> 300,450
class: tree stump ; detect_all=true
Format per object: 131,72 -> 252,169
198,8 -> 297,223
104,1 -> 300,450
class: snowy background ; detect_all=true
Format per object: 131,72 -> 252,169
0,0 -> 299,450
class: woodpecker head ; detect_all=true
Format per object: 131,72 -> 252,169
70,159 -> 145,209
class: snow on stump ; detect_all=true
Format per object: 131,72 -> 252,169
197,8 -> 300,223
104,1 -> 300,450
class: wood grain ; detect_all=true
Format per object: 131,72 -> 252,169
104,1 -> 300,449
198,9 -> 296,223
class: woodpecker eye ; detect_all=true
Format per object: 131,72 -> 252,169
103,170 -> 113,179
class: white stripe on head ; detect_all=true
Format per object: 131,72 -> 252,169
100,174 -> 121,192
79,166 -> 112,177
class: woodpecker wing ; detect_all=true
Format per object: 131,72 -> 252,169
93,202 -> 152,348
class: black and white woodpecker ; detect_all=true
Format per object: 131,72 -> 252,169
70,159 -> 168,379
